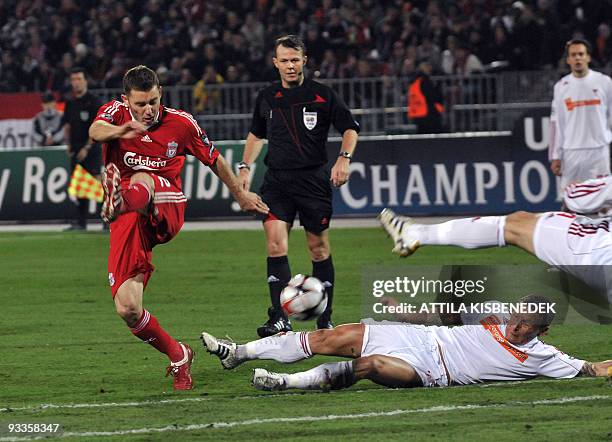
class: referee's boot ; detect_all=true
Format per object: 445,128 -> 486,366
257,307 -> 292,338
316,309 -> 334,330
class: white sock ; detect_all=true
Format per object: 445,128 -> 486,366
284,361 -> 355,390
406,216 -> 506,248
237,331 -> 311,363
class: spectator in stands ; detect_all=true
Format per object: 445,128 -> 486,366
375,19 -> 396,62
338,53 -> 358,79
241,13 -> 265,56
57,52 -> 75,97
453,41 -> 485,75
487,23 -> 514,68
441,35 -> 459,75
304,26 -> 326,69
0,0 -> 609,94
513,3 -> 544,69
468,30 -> 488,65
33,91 -> 64,147
90,44 -> 111,87
417,35 -> 442,72
319,49 -> 339,79
388,41 -> 406,76
0,51 -> 22,91
407,61 -> 445,134
103,59 -> 125,89
193,65 -> 224,114
400,56 -> 417,78
177,68 -> 195,86
325,9 -> 348,51
155,65 -> 171,87
535,0 -> 562,69
116,17 -> 141,62
594,23 -> 612,68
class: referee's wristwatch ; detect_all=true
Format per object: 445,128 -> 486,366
338,151 -> 353,161
237,161 -> 251,171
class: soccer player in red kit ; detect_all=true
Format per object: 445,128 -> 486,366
89,65 -> 269,390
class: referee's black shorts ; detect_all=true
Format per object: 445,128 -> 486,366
260,165 -> 332,234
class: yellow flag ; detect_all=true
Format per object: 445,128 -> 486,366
68,164 -> 104,202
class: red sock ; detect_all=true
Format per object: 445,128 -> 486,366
122,182 -> 152,213
130,310 -> 183,362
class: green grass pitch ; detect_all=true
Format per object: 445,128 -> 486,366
0,228 -> 610,441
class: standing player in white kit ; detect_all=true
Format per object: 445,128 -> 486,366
549,38 -> 612,190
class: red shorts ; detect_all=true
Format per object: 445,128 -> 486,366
107,176 -> 186,297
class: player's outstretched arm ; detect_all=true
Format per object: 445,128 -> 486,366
89,120 -> 146,142
210,154 -> 269,215
579,360 -> 612,377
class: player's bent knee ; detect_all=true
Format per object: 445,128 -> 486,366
355,355 -> 385,376
130,173 -> 155,196
353,355 -> 384,379
355,355 -> 422,387
115,303 -> 141,327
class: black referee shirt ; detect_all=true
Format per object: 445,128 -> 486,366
250,79 -> 359,170
62,92 -> 101,152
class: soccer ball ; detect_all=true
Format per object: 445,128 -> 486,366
280,274 -> 328,320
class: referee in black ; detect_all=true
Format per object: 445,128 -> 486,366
62,67 -> 102,231
238,35 -> 359,337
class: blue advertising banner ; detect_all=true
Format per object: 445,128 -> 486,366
328,108 -> 559,215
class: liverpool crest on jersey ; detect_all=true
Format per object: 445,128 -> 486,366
166,141 -> 178,158
303,108 -> 317,130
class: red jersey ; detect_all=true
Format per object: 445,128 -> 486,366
94,100 -> 219,191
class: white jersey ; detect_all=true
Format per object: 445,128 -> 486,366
564,176 -> 612,214
433,315 -> 584,384
549,70 -> 612,159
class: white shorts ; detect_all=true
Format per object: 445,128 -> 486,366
560,146 -> 611,190
360,320 -> 449,387
533,212 -> 612,266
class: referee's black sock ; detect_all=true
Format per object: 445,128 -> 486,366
267,255 -> 291,317
312,255 -> 334,318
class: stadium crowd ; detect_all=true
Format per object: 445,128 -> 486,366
0,0 -> 611,96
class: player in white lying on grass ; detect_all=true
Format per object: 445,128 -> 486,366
201,295 -> 612,391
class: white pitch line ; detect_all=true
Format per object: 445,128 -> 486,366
0,395 -> 608,441
0,376 -> 598,413
476,376 -> 594,388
